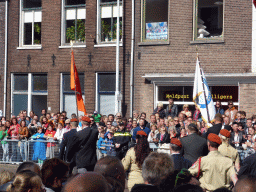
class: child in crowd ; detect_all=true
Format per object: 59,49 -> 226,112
0,126 -> 9,162
31,127 -> 46,165
44,123 -> 56,159
97,131 -> 107,159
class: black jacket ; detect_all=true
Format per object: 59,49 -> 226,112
230,131 -> 246,148
180,133 -> 208,164
156,132 -> 170,144
113,129 -> 131,149
59,129 -> 77,162
72,127 -> 99,168
203,123 -> 222,139
238,153 -> 256,178
165,104 -> 178,118
172,154 -> 192,170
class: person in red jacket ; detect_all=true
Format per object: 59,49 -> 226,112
44,122 -> 56,159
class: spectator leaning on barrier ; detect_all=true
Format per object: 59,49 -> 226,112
0,125 -> 9,162
31,127 -> 46,164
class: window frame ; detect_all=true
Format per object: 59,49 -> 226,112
96,0 -> 123,45
140,0 -> 169,43
11,73 -> 48,116
192,0 -> 224,42
60,0 -> 86,47
19,0 -> 42,49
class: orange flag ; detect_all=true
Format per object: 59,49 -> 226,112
71,50 -> 87,115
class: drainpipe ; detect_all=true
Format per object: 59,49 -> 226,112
3,0 -> 8,117
130,0 -> 135,117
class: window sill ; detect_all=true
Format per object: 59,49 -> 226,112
138,41 -> 169,46
190,39 -> 224,44
59,45 -> 86,49
94,43 -> 123,47
17,45 -> 42,50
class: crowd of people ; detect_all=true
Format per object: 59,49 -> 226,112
0,99 -> 256,191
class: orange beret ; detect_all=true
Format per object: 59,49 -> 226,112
81,116 -> 91,123
136,130 -> 148,137
207,133 -> 222,145
70,118 -> 78,122
170,138 -> 182,148
220,129 -> 231,138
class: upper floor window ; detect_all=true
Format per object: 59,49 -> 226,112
97,0 -> 123,43
193,0 -> 224,41
62,0 -> 86,45
141,0 -> 168,42
20,0 -> 42,47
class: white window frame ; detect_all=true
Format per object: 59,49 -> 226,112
96,0 -> 123,45
11,73 -> 48,116
60,0 -> 86,48
193,0 -> 224,41
18,0 -> 42,49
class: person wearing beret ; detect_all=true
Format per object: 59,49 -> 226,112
59,118 -> 79,174
68,116 -> 99,173
218,129 -> 240,172
189,133 -> 238,191
170,138 -> 192,170
180,123 -> 208,164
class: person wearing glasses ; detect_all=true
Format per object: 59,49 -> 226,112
224,101 -> 238,123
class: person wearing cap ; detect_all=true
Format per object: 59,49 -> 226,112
189,133 -> 238,191
218,129 -> 240,172
153,102 -> 166,118
224,101 -> 238,123
180,123 -> 208,164
59,118 -> 78,174
114,122 -> 131,160
69,116 -> 99,173
170,138 -> 192,170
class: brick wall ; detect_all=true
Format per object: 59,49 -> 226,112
6,0 -> 132,118
239,84 -> 256,117
133,0 -> 254,118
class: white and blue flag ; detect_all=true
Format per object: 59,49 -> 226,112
193,57 -> 216,124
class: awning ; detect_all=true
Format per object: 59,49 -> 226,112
142,73 -> 256,86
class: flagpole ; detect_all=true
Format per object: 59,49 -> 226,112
71,41 -> 79,117
197,54 -> 211,123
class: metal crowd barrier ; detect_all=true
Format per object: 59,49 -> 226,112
0,139 -> 60,165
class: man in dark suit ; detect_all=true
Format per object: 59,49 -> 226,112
203,115 -> 223,139
59,118 -> 78,174
180,123 -> 208,164
71,116 -> 99,173
170,138 -> 192,170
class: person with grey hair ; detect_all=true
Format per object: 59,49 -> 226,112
180,123 -> 208,164
153,102 -> 166,118
135,152 -> 176,192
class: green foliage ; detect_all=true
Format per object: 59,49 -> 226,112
66,19 -> 85,42
34,23 -> 41,44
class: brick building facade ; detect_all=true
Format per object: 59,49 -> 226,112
4,0 -> 256,119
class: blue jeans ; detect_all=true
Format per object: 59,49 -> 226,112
2,143 -> 9,162
10,141 -> 21,162
19,141 -> 27,161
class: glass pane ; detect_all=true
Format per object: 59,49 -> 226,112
13,95 -> 28,116
66,0 -> 85,6
24,23 -> 32,45
64,94 -> 85,118
23,0 -> 41,9
197,0 -> 223,38
14,75 -> 28,91
32,95 -> 47,117
99,74 -> 115,92
34,22 -> 41,44
63,74 -> 84,92
158,86 -> 184,102
99,94 -> 115,116
211,86 -> 238,102
66,19 -> 85,43
101,0 -> 117,2
33,74 -> 47,91
144,0 -> 168,40
101,18 -> 111,42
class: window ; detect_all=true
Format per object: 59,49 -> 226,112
20,0 -> 42,47
142,0 -> 168,42
62,0 -> 86,45
60,73 -> 85,118
97,0 -> 123,43
193,0 -> 224,41
11,74 -> 48,116
96,73 -> 116,115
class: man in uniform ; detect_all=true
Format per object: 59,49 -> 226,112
218,129 -> 240,172
189,133 -> 238,191
170,138 -> 192,170
59,118 -> 78,174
